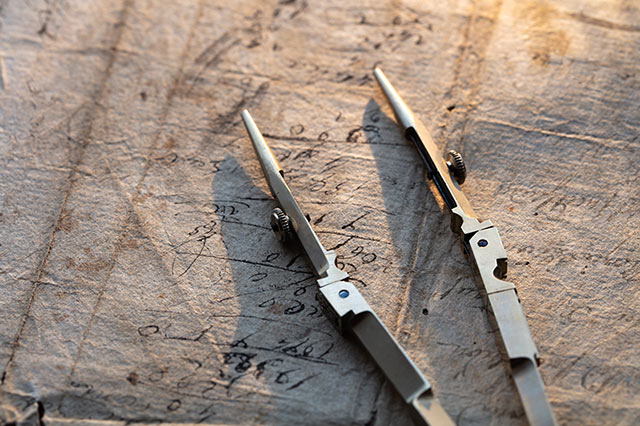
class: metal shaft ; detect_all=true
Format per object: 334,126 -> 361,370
373,68 -> 558,426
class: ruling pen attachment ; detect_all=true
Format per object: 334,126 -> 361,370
374,68 -> 558,426
242,109 -> 454,426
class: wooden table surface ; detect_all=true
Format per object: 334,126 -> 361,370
0,0 -> 638,424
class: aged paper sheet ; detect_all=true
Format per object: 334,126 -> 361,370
0,0 -> 638,424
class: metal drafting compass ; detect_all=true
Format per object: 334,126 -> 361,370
241,110 -> 454,426
374,67 -> 558,426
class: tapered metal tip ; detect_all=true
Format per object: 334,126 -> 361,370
373,67 -> 388,93
373,66 -> 384,80
240,109 -> 331,277
240,108 -> 282,185
241,110 -> 267,158
241,109 -> 252,125
372,67 -> 415,130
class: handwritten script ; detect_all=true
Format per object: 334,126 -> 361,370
0,0 -> 638,424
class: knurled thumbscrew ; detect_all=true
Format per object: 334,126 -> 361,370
446,150 -> 466,185
270,207 -> 293,242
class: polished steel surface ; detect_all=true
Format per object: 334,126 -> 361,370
242,110 -> 330,276
374,68 -> 558,426
374,67 -> 490,237
242,109 -> 453,426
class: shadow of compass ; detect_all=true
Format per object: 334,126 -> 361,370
192,155 -> 383,425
